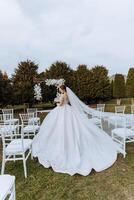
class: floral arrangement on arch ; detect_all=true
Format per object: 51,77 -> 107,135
45,79 -> 65,87
45,79 -> 65,103
34,83 -> 42,101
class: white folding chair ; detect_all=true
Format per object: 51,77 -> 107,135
97,104 -> 105,112
19,113 -> 40,138
0,114 -> 4,123
2,109 -> 19,127
112,118 -> 134,157
131,105 -> 134,114
0,175 -> 16,200
1,125 -> 32,178
115,106 -> 125,114
88,107 -> 103,129
2,109 -> 14,116
0,114 -> 18,140
27,108 -> 40,125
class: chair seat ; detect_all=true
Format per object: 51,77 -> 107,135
0,175 -> 15,200
89,117 -> 101,124
5,118 -> 19,124
0,125 -> 17,135
28,117 -> 40,123
109,116 -> 124,123
112,128 -> 134,137
23,125 -> 40,133
6,139 -> 32,154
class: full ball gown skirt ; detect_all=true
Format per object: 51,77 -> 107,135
32,104 -> 117,176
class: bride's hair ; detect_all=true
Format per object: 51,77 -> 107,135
59,85 -> 67,92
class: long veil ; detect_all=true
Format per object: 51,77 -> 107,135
66,87 -> 113,118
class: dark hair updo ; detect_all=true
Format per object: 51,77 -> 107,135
59,85 -> 67,92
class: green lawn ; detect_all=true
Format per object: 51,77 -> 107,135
1,100 -> 134,200
1,145 -> 134,200
105,98 -> 132,113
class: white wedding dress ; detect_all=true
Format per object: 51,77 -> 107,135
32,87 -> 118,176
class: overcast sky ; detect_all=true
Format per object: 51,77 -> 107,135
0,0 -> 134,76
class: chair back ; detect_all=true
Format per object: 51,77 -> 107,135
27,108 -> 37,117
20,113 -> 35,126
115,106 -> 125,114
131,105 -> 134,114
2,109 -> 14,116
1,125 -> 24,154
3,114 -> 13,124
96,107 -> 103,119
97,104 -> 105,112
0,114 -> 4,125
1,125 -> 15,155
92,107 -> 102,119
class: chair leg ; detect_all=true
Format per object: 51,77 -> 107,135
13,155 -> 16,162
31,147 -> 33,160
1,157 -> 5,175
13,183 -> 16,200
123,140 -> 126,158
22,154 -> 27,178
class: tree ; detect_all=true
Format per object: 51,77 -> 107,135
89,66 -> 111,102
74,65 -> 91,102
126,68 -> 134,103
3,71 -> 8,80
12,60 -> 38,104
113,74 -> 125,104
45,61 -> 74,86
0,71 -> 13,105
110,80 -> 114,99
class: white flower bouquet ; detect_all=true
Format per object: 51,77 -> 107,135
34,83 -> 42,101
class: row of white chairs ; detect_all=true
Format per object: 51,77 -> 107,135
1,124 -> 33,179
89,104 -> 134,130
89,104 -> 134,158
111,117 -> 134,158
1,108 -> 40,125
93,104 -> 134,114
0,109 -> 41,179
0,109 -> 41,200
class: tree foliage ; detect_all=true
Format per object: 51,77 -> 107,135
126,68 -> 134,98
1,60 -> 133,106
113,74 -> 126,99
12,60 -> 38,104
0,71 -> 13,105
89,66 -> 111,101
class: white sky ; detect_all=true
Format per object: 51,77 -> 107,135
0,0 -> 134,76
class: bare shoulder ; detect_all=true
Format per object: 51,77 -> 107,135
64,92 -> 69,100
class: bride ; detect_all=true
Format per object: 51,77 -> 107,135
32,85 -> 118,176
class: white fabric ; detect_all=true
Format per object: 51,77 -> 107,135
23,125 -> 40,133
0,175 -> 15,200
28,117 -> 40,123
32,87 -> 118,176
65,89 -> 134,121
0,125 -> 17,136
5,119 -> 19,123
112,128 -> 134,137
88,117 -> 101,124
6,139 -> 32,154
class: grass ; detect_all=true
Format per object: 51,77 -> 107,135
105,98 -> 132,113
1,146 -> 134,200
0,102 -> 55,112
1,99 -> 134,199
